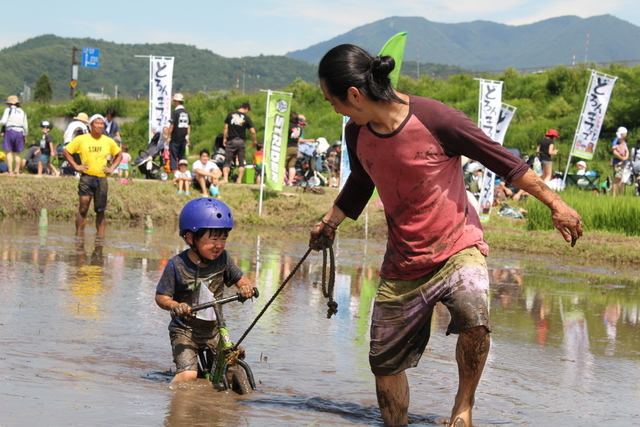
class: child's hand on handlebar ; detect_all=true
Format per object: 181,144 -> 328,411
170,302 -> 191,318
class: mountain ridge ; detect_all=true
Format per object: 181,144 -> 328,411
285,14 -> 640,69
1,14 -> 639,99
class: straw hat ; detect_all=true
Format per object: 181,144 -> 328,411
73,112 -> 90,124
6,95 -> 19,105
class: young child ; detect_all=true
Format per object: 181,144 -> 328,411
154,198 -> 255,382
117,145 -> 131,180
253,143 -> 263,185
173,159 -> 192,195
37,120 -> 59,177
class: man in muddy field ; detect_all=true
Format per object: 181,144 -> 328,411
63,114 -> 122,238
308,44 -> 583,427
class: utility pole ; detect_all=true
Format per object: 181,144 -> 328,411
242,58 -> 247,95
584,30 -> 590,63
70,46 -> 79,99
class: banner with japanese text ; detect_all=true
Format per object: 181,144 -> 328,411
263,91 -> 292,192
570,70 -> 618,161
477,79 -> 503,215
150,57 -> 174,137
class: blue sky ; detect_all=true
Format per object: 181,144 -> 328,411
2,0 -> 638,58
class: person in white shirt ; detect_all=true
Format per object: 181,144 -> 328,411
63,113 -> 90,144
173,159 -> 192,195
576,161 -> 587,175
192,149 -> 221,197
0,95 -> 29,174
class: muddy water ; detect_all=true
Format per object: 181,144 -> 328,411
0,218 -> 639,427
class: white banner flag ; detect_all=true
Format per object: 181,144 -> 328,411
495,103 -> 517,145
477,80 -> 503,215
570,70 -> 618,160
150,57 -> 174,137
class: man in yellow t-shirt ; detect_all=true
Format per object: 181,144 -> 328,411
63,114 -> 122,238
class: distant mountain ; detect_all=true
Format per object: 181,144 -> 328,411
0,35 -> 318,100
286,15 -> 640,70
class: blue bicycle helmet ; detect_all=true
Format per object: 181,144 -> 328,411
179,197 -> 234,236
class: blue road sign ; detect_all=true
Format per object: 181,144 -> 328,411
81,47 -> 100,68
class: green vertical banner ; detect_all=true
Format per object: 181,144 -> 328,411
263,90 -> 292,191
378,31 -> 407,88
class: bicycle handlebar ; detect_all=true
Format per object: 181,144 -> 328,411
190,287 -> 259,313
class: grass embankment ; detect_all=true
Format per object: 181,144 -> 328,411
1,174 -> 639,267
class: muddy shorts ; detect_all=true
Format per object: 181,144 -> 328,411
169,320 -> 219,374
369,246 -> 491,376
78,174 -> 109,212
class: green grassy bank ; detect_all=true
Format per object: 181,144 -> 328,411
1,174 -> 639,267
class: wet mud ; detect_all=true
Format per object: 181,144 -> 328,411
0,218 -> 639,426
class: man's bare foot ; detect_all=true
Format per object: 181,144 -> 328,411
435,417 -> 467,427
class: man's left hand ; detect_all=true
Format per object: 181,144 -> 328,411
551,203 -> 583,247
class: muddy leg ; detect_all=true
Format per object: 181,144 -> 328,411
375,371 -> 409,426
448,326 -> 490,427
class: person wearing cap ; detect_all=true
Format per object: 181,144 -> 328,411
63,112 -> 90,144
221,102 -> 257,184
173,158 -> 192,195
576,161 -> 587,176
36,120 -> 59,177
62,114 -> 122,238
0,95 -> 29,174
537,129 -> 559,182
168,93 -> 191,173
611,126 -> 627,148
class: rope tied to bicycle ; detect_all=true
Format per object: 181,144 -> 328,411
234,244 -> 337,348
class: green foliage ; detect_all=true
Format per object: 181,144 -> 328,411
0,35 -> 318,100
34,73 -> 53,103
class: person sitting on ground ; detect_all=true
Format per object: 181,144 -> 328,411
154,198 -> 255,382
576,161 -> 587,176
494,179 -> 513,202
0,151 -> 9,173
464,162 -> 484,199
173,159 -> 192,195
19,141 -> 41,174
192,149 -> 221,197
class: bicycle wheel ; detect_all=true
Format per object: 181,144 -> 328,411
226,366 -> 252,395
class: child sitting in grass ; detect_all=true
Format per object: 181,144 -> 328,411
174,159 -> 192,195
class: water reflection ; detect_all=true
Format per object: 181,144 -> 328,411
1,219 -> 639,426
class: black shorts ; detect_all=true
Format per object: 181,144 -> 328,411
78,174 -> 109,213
223,138 -> 246,168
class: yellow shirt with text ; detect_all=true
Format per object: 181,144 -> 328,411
66,133 -> 121,178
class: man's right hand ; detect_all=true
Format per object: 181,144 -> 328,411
170,303 -> 191,318
309,221 -> 336,251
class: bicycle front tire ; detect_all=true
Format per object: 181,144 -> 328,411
226,366 -> 252,395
